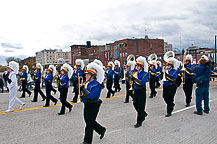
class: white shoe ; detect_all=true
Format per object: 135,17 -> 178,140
20,103 -> 25,109
5,109 -> 14,112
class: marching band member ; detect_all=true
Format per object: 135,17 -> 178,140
20,65 -> 32,98
72,59 -> 84,103
156,61 -> 162,88
5,61 -> 25,112
32,63 -> 46,102
193,55 -> 211,115
43,65 -> 58,107
124,60 -> 136,103
131,56 -> 149,128
183,54 -> 195,107
81,62 -> 106,144
176,61 -> 183,87
149,60 -> 157,98
162,57 -> 178,117
57,63 -> 73,115
106,61 -> 115,98
114,60 -> 121,92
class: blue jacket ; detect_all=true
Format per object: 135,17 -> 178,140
34,70 -> 41,83
73,68 -> 83,81
194,64 -> 211,87
163,68 -> 178,86
20,71 -> 28,81
45,74 -> 53,85
149,67 -> 157,79
184,64 -> 195,79
134,71 -> 149,90
156,66 -> 162,78
114,67 -> 121,78
82,79 -> 101,103
59,74 -> 69,88
107,69 -> 114,80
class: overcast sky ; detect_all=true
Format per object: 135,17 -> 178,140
0,0 -> 217,65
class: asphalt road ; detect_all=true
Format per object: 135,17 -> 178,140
0,81 -> 217,144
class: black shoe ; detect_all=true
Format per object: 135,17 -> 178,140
112,91 -> 115,96
54,100 -> 58,105
69,105 -> 73,112
43,105 -> 49,107
100,127 -> 106,139
31,100 -> 37,102
124,101 -> 129,103
106,96 -> 110,98
20,96 -> 25,98
149,95 -> 153,98
134,123 -> 142,128
165,113 -> 172,117
154,92 -> 157,97
203,110 -> 209,114
185,103 -> 190,107
194,111 -> 203,115
82,142 -> 91,144
57,112 -> 65,115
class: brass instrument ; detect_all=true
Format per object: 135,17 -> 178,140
163,51 -> 175,62
129,72 -> 134,90
127,54 -> 135,62
148,53 -> 157,64
182,53 -> 186,84
78,73 -> 83,101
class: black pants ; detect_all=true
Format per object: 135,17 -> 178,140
163,84 -> 177,114
83,101 -> 105,143
106,79 -> 114,98
51,86 -> 57,94
125,81 -> 133,102
59,87 -> 72,114
45,84 -> 57,106
0,86 -> 3,93
73,81 -> 79,102
133,88 -> 148,124
114,76 -> 121,92
21,81 -> 31,97
183,78 -> 193,104
33,81 -> 46,101
149,77 -> 157,97
176,76 -> 182,87
156,77 -> 160,87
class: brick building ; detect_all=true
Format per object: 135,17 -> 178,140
70,38 -> 164,66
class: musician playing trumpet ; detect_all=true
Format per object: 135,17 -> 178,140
183,54 -> 195,107
124,61 -> 136,103
162,58 -> 178,117
149,61 -> 157,98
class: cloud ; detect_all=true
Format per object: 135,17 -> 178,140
4,49 -> 14,53
1,42 -> 23,49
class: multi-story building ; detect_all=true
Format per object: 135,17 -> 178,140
36,49 -> 71,67
164,42 -> 173,53
71,38 -> 165,66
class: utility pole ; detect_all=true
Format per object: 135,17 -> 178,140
215,35 -> 216,65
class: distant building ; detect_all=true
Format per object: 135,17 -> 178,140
164,42 -> 172,53
36,49 -> 71,67
71,38 -> 164,66
19,56 -> 36,71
